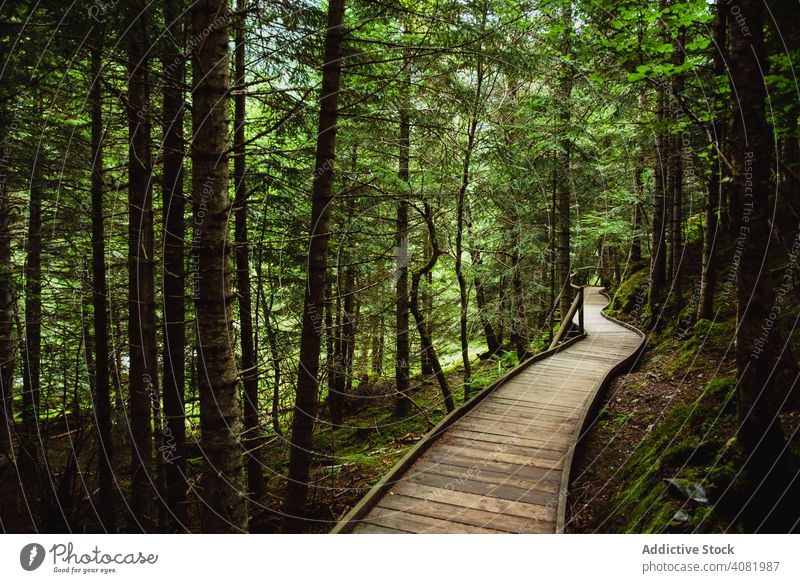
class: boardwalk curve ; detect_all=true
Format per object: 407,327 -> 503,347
331,286 -> 644,534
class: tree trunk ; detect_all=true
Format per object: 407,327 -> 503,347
509,217 -> 528,360
420,228 -> 434,376
161,0 -> 187,532
455,46 -> 483,401
649,84 -> 668,312
0,104 -> 13,459
19,95 -> 44,515
557,7 -> 574,318
90,57 -> 115,522
341,261 -> 356,409
626,92 -> 645,278
127,0 -> 157,531
394,41 -> 411,417
372,314 -> 384,374
669,33 -> 685,310
281,0 -> 346,533
699,2 -> 727,320
232,0 -> 264,502
191,0 -> 248,533
729,0 -> 793,532
410,204 -> 454,412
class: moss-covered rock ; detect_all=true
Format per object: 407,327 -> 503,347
608,267 -> 649,315
605,376 -> 738,533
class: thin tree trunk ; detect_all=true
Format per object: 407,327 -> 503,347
670,32 -> 685,310
410,204 -> 454,412
511,226 -> 527,361
127,0 -> 157,531
729,0 -> 793,532
191,0 -> 248,533
281,0 -> 346,533
511,239 -> 528,362
455,47 -> 483,401
372,314 -> 384,374
420,228 -> 434,376
162,0 -> 187,532
340,262 -> 356,411
626,92 -> 645,277
699,3 -> 727,320
0,107 -> 13,459
232,0 -> 264,502
19,95 -> 44,516
650,84 -> 668,312
394,39 -> 411,417
557,6 -> 574,318
472,253 -> 501,356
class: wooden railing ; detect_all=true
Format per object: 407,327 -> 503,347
548,284 -> 585,350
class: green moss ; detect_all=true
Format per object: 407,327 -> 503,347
669,318 -> 736,373
609,267 -> 649,315
604,376 -> 737,533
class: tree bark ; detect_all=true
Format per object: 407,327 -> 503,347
232,0 -> 264,502
0,103 -> 13,459
127,0 -> 157,531
191,0 -> 248,533
420,227 -> 434,376
410,204 -> 454,412
729,0 -> 793,532
649,84 -> 668,312
394,40 -> 411,417
557,6 -> 574,318
18,94 -> 44,516
510,223 -> 528,361
161,0 -> 187,531
281,0 -> 346,533
455,42 -> 483,400
669,32 -> 685,310
699,2 -> 727,320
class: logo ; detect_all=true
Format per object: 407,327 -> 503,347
20,543 -> 46,571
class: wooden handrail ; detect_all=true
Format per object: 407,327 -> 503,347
548,284 -> 584,350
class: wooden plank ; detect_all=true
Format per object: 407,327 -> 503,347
352,522 -> 408,534
470,408 -> 579,427
375,492 -> 554,534
483,396 -> 582,414
410,458 -> 561,494
438,433 -> 568,460
362,506 -> 506,534
455,416 -> 576,440
421,448 -> 563,484
389,481 -> 557,523
405,465 -> 557,506
460,413 -> 575,432
432,442 -> 564,470
446,428 -> 573,454
472,403 -> 579,423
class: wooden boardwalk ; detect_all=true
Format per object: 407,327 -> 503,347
331,287 -> 644,534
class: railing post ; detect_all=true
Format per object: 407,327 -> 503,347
578,286 -> 584,335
